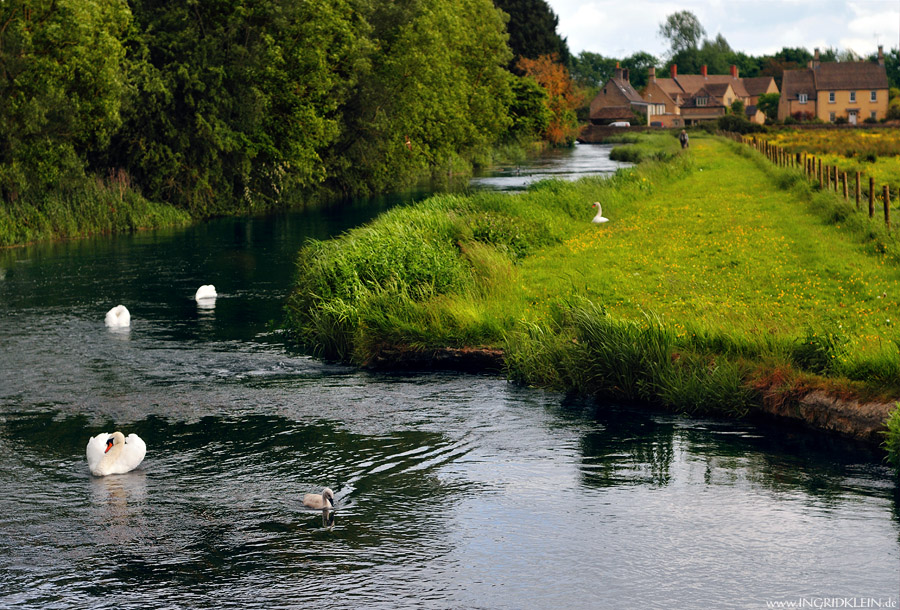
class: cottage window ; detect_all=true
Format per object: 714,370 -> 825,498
828,91 -> 835,103
871,111 -> 878,120
829,112 -> 836,122
849,91 -> 856,103
696,97 -> 708,107
798,93 -> 808,104
871,91 -> 878,102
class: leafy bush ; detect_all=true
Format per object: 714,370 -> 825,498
718,114 -> 766,134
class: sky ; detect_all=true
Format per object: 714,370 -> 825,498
545,0 -> 900,60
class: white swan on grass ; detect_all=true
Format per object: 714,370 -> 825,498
195,285 -> 217,301
105,305 -> 130,328
86,431 -> 146,476
303,487 -> 335,510
591,202 -> 609,224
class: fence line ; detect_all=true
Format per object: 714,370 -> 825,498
717,131 -> 894,231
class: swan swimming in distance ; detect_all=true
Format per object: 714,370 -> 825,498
195,284 -> 217,301
591,202 -> 609,224
303,487 -> 335,510
104,305 -> 131,328
86,431 -> 146,476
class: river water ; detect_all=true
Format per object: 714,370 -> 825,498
0,144 -> 897,609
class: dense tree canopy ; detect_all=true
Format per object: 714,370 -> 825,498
327,0 -> 514,195
517,54 -> 581,145
0,0 -> 131,200
494,0 -> 570,68
106,0 -> 368,214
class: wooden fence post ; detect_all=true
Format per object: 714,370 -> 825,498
884,185 -> 891,231
842,172 -> 848,199
818,159 -> 823,189
833,166 -> 839,192
855,172 -> 861,209
869,176 -> 875,217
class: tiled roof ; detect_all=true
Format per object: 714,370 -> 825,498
742,77 -> 776,96
610,76 -> 645,103
654,77 -> 685,97
813,61 -> 888,90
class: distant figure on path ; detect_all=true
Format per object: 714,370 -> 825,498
679,129 -> 689,149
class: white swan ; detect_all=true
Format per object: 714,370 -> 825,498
86,431 -> 146,476
591,202 -> 609,224
303,487 -> 335,510
195,285 -> 217,301
105,305 -> 131,328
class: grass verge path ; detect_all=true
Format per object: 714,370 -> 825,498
515,137 -> 900,364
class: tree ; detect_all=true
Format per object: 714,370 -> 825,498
699,33 -> 733,74
757,93 -> 780,122
0,0 -> 131,200
508,76 -> 552,138
517,54 -> 582,146
494,0 -> 570,68
570,51 -> 618,88
622,51 -> 658,89
110,0 -> 367,214
327,0 -> 515,194
658,11 -> 705,56
730,99 -> 745,117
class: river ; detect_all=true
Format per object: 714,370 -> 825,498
0,144 -> 897,609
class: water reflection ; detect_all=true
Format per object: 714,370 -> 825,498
470,143 -> 629,191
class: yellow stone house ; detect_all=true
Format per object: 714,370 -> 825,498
778,47 -> 889,123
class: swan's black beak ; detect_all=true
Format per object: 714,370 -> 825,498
327,496 -> 334,507
104,438 -> 115,453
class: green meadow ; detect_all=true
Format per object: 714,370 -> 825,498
287,133 -> 900,461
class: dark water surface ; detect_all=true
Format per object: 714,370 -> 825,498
1,146 -> 898,609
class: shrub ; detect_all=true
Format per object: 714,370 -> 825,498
718,114 -> 766,134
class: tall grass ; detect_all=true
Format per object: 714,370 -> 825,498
882,404 -> 900,473
607,132 -> 682,163
0,172 -> 190,247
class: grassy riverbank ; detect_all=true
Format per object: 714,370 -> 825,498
0,177 -> 191,247
286,133 -> 900,460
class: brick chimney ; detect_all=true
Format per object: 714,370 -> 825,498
878,45 -> 885,67
730,65 -> 738,78
701,65 -> 708,77
809,48 -> 820,69
649,66 -> 656,82
670,64 -> 677,78
623,68 -> 630,82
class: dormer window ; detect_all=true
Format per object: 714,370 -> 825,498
696,97 -> 708,107
799,93 -> 808,104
